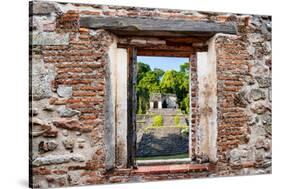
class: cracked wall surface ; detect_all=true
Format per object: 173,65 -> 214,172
29,1 -> 271,188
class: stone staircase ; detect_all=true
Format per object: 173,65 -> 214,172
147,108 -> 182,115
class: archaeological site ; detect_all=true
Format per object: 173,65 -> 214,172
29,0 -> 272,188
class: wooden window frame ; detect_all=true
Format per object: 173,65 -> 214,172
127,47 -> 193,168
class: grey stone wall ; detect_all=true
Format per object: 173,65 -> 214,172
137,127 -> 188,157
215,18 -> 272,175
29,1 -> 271,187
136,111 -> 189,157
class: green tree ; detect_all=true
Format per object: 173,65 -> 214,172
137,62 -> 151,83
160,70 -> 178,93
160,63 -> 190,114
136,62 -> 190,114
153,68 -> 165,79
180,63 -> 189,73
138,71 -> 161,93
136,63 -> 163,114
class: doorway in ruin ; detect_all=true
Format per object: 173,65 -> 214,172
153,101 -> 158,109
162,100 -> 168,109
135,56 -> 190,164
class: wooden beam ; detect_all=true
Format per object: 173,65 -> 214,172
80,17 -> 237,37
127,47 -> 137,168
137,49 -> 191,57
164,37 -> 210,45
118,43 -> 195,52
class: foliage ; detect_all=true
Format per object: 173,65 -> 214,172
152,115 -> 163,127
180,63 -> 189,73
137,62 -> 151,83
136,61 -> 190,114
174,115 -> 180,126
137,64 -> 164,114
180,126 -> 189,135
138,71 -> 161,93
181,95 -> 190,114
153,68 -> 165,79
159,64 -> 189,114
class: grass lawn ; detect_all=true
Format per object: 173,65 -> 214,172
136,153 -> 188,160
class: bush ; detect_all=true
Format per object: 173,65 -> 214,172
152,115 -> 163,127
174,115 -> 180,126
181,126 -> 189,135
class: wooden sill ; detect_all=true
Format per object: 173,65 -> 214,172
136,158 -> 191,166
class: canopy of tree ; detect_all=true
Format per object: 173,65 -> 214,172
136,61 -> 190,114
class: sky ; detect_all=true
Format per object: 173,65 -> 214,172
137,56 -> 189,71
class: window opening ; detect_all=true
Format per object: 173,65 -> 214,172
135,56 -> 190,163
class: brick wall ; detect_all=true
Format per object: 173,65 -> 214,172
216,35 -> 251,173
30,1 -> 271,188
215,21 -> 272,175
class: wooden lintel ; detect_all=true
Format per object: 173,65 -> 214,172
164,37 -> 210,45
137,49 -> 191,57
80,17 -> 237,37
117,43 -> 195,52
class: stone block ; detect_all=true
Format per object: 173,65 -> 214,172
250,101 -> 269,114
63,138 -> 75,150
31,1 -> 61,15
58,107 -> 81,117
53,119 -> 82,131
229,148 -> 248,164
31,32 -> 69,46
57,85 -> 72,98
249,89 -> 266,101
255,77 -> 271,88
38,140 -> 58,153
261,112 -> 272,127
68,172 -> 81,186
32,154 -> 85,166
32,63 -> 52,100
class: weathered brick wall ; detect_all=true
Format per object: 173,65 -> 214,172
30,2 -> 116,187
215,18 -> 272,175
30,1 -> 271,188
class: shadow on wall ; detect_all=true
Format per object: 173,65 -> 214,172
137,132 -> 188,157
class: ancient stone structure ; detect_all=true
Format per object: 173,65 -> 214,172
30,1 -> 271,188
149,93 -> 178,109
137,127 -> 188,157
136,111 -> 188,157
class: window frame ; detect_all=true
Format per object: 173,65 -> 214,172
127,47 -> 193,167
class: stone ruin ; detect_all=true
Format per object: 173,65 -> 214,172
149,93 -> 178,109
29,1 -> 272,188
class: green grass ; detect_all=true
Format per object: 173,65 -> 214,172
136,153 -> 188,160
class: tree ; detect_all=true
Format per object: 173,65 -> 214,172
160,64 -> 190,114
160,70 -> 179,93
136,62 -> 190,114
153,68 -> 165,79
180,63 -> 189,73
138,71 -> 161,93
136,62 -> 151,114
137,62 -> 151,83
136,63 -> 163,114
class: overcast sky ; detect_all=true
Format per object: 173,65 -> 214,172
137,56 -> 189,72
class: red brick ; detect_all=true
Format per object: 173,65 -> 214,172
80,10 -> 101,15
